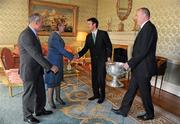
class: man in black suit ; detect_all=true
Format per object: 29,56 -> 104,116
75,17 -> 112,104
112,8 -> 158,121
18,13 -> 59,123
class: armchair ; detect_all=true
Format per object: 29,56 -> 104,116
1,47 -> 23,97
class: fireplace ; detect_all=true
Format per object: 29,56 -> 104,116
113,44 -> 128,62
107,32 -> 180,96
108,31 -> 137,60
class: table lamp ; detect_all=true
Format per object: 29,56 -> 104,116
76,31 -> 87,47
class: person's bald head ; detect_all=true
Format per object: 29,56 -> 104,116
135,7 -> 150,26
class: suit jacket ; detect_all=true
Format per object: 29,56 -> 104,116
78,30 -> 112,64
47,32 -> 73,67
128,21 -> 158,76
46,32 -> 73,81
18,27 -> 52,81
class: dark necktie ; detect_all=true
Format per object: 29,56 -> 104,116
36,35 -> 40,41
92,33 -> 96,43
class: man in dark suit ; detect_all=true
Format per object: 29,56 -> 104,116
18,13 -> 59,123
75,17 -> 112,104
112,8 -> 158,121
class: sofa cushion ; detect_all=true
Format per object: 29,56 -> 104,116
5,69 -> 23,84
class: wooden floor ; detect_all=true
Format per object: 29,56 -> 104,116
151,87 -> 180,117
122,79 -> 180,117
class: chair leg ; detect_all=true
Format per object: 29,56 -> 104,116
159,76 -> 164,95
9,86 -> 12,97
153,76 -> 158,95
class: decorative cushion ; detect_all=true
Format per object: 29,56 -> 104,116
64,45 -> 75,53
41,42 -> 48,56
5,69 -> 23,84
12,43 -> 49,56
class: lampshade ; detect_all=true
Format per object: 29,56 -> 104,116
76,31 -> 87,41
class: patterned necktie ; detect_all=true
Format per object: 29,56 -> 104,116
92,33 -> 96,43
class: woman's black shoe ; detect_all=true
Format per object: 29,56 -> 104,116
48,101 -> 56,109
56,98 -> 66,105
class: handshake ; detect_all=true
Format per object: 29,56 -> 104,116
73,53 -> 79,59
69,53 -> 80,62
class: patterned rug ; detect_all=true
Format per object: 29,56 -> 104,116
77,75 -> 179,124
0,74 -> 179,124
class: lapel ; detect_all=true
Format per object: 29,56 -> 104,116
133,30 -> 141,50
27,27 -> 42,53
90,32 -> 96,46
90,33 -> 94,46
27,26 -> 39,41
133,21 -> 149,46
35,35 -> 42,53
89,29 -> 99,47
95,30 -> 99,45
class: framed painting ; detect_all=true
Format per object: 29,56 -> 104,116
28,0 -> 78,36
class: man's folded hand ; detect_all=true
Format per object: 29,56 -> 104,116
50,65 -> 59,74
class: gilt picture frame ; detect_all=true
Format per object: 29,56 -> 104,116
28,0 -> 78,36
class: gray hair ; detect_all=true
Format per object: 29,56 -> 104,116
139,7 -> 150,17
28,13 -> 42,24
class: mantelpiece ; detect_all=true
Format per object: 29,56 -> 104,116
108,31 -> 137,60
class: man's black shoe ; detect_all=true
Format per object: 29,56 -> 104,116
36,109 -> 53,116
88,96 -> 100,101
24,115 -> 40,123
111,108 -> 127,117
137,114 -> 154,121
97,98 -> 104,104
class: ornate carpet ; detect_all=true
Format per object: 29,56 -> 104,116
0,74 -> 179,124
69,75 -> 179,124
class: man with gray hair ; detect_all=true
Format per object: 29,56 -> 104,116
18,13 -> 59,123
112,7 -> 157,121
